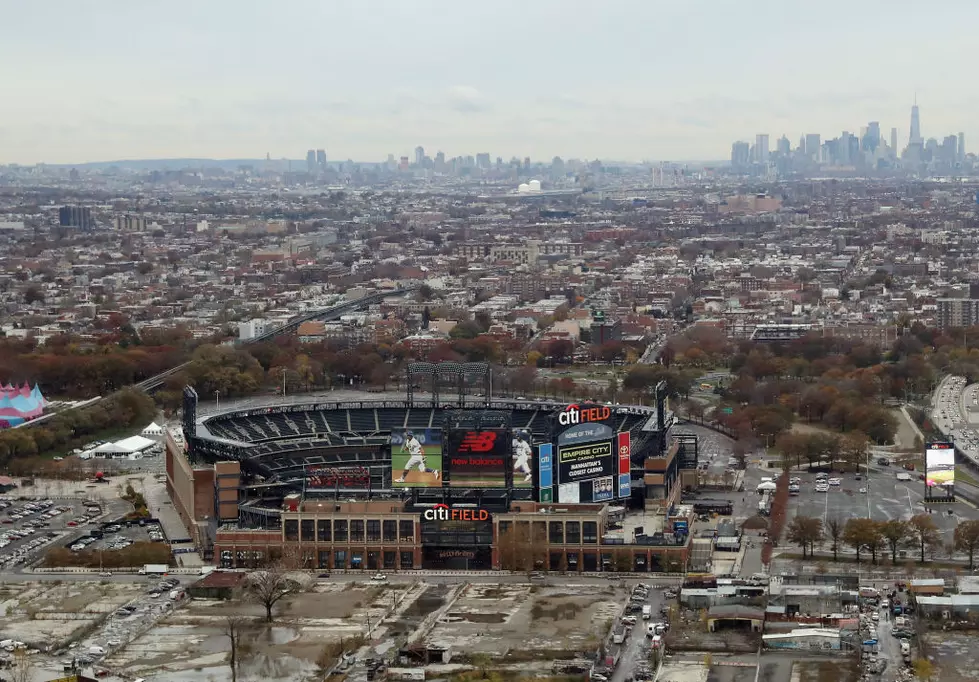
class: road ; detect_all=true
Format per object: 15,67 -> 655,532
610,587 -> 665,682
875,601 -> 903,682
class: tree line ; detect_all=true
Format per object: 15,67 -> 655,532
0,388 -> 156,469
787,514 -> 979,569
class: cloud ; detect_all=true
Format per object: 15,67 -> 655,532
446,86 -> 491,114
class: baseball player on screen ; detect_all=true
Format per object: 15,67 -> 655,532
394,430 -> 439,483
512,430 -> 533,483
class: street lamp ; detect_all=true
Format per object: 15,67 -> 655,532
215,390 -> 220,410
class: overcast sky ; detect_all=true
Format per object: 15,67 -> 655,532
1,0 -> 976,164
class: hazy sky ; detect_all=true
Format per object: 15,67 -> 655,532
2,0 -> 976,164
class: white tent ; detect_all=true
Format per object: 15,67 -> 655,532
141,422 -> 163,437
114,435 -> 157,453
93,442 -> 130,457
756,481 -> 777,492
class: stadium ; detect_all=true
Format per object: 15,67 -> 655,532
166,363 -> 698,573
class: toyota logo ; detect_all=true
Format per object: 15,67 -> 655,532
619,445 -> 629,456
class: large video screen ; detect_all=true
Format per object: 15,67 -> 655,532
445,428 -> 509,488
925,441 -> 955,487
511,429 -> 534,489
391,428 -> 443,488
306,466 -> 370,489
557,440 -> 615,484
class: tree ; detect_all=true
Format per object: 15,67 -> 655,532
786,516 -> 823,559
955,520 -> 979,570
908,514 -> 939,563
912,658 -> 934,681
843,518 -> 878,563
248,564 -> 301,622
9,648 -> 34,682
880,520 -> 910,564
223,615 -> 253,682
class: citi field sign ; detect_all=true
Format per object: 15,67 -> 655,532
422,503 -> 491,522
558,403 -> 612,427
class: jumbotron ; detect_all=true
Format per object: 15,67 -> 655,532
165,363 -> 699,573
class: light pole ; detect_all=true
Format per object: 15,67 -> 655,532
215,390 -> 220,410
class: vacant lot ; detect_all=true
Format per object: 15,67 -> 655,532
0,580 -> 143,645
426,582 -> 627,658
102,581 -> 418,681
923,632 -> 979,682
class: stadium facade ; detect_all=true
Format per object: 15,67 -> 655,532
166,365 -> 699,572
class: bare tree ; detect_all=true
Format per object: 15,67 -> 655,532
248,563 -> 301,623
223,615 -> 252,682
10,649 -> 35,682
825,518 -> 843,561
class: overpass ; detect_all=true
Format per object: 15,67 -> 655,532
134,286 -> 415,393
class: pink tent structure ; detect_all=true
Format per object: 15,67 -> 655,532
0,382 -> 47,428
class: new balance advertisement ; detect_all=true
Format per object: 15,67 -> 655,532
445,427 -> 509,487
390,428 -> 443,488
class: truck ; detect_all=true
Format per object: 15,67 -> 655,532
139,564 -> 169,575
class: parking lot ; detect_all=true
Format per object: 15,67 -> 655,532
0,496 -> 96,570
72,518 -> 168,555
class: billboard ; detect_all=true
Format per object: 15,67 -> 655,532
538,443 -> 554,502
925,441 -> 955,487
592,476 -> 614,502
391,428 -> 443,488
557,440 -> 615,484
511,430 -> 534,488
617,432 -> 632,498
306,466 -> 370,489
445,428 -> 509,487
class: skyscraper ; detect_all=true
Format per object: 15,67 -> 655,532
776,135 -> 791,156
890,128 -> 898,155
805,134 -> 821,162
754,134 -> 769,163
316,149 -> 327,168
864,121 -> 880,152
731,141 -> 751,169
306,150 -> 316,173
959,132 -> 966,162
909,101 -> 922,146
414,146 -> 425,166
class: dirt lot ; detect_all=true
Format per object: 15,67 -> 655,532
425,582 -> 627,657
102,581 -> 418,681
0,580 -> 143,645
922,632 -> 979,682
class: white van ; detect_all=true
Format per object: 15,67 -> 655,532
89,645 -> 106,655
642,605 -> 652,620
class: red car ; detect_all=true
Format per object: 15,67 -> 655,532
67,521 -> 77,527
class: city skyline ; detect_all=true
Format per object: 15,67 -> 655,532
2,0 -> 978,164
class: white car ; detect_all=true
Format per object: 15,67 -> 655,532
859,488 -> 867,494
370,573 -> 388,582
828,478 -> 841,486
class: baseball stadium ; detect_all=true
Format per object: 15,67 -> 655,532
166,362 -> 700,572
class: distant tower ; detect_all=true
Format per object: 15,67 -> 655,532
890,128 -> 898,154
755,134 -> 770,163
909,98 -> 922,146
414,146 -> 425,166
316,149 -> 326,168
306,150 -> 316,173
959,132 -> 966,162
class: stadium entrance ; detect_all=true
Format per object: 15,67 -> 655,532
420,516 -> 493,570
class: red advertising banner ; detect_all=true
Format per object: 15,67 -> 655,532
617,432 -> 631,475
